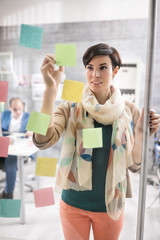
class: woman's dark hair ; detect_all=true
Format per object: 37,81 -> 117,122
82,43 -> 122,70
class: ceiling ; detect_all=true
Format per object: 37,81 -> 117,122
0,0 -> 149,26
0,0 -> 148,16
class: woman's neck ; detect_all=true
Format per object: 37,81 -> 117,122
94,89 -> 111,104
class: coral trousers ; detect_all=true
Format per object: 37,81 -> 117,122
60,199 -> 124,240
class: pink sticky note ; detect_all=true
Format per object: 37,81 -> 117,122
33,187 -> 55,208
0,136 -> 10,157
0,81 -> 8,102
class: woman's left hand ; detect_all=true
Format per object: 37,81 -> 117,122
148,109 -> 160,136
136,108 -> 160,137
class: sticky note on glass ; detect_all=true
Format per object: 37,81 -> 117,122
61,79 -> 84,102
83,128 -> 103,148
19,24 -> 43,49
0,136 -> 10,157
26,111 -> 51,136
55,44 -> 76,66
0,81 -> 8,102
0,102 -> 5,112
36,157 -> 57,177
0,199 -> 21,218
33,187 -> 55,208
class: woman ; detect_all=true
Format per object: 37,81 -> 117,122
33,43 -> 160,240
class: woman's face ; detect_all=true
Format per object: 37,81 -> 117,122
85,55 -> 118,94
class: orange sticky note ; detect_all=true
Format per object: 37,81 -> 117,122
0,81 -> 8,102
33,187 -> 55,208
61,79 -> 84,102
36,157 -> 57,177
0,136 -> 10,157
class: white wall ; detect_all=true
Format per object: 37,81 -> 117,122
0,0 -> 149,26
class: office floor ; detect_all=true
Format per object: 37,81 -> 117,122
0,160 -> 160,240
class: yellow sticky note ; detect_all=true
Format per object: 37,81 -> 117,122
36,157 -> 57,177
61,79 -> 84,102
83,128 -> 103,148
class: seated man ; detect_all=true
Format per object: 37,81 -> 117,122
0,97 -> 32,199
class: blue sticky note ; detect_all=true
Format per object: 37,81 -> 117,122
19,24 -> 43,49
0,199 -> 21,218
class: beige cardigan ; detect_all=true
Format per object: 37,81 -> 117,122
33,100 -> 141,198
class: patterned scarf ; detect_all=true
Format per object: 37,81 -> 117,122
55,85 -> 134,220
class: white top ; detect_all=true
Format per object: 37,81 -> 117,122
9,113 -> 23,133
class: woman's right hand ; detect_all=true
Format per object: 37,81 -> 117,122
40,53 -> 65,95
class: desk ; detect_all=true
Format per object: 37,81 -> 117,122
8,133 -> 38,224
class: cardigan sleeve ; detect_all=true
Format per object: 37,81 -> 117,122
32,101 -> 71,150
125,101 -> 141,173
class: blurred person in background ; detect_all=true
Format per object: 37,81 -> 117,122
0,97 -> 32,199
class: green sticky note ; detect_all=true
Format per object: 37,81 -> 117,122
0,102 -> 5,112
61,79 -> 84,102
26,111 -> 51,136
19,24 -> 43,49
0,199 -> 21,218
83,128 -> 103,148
55,44 -> 76,66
